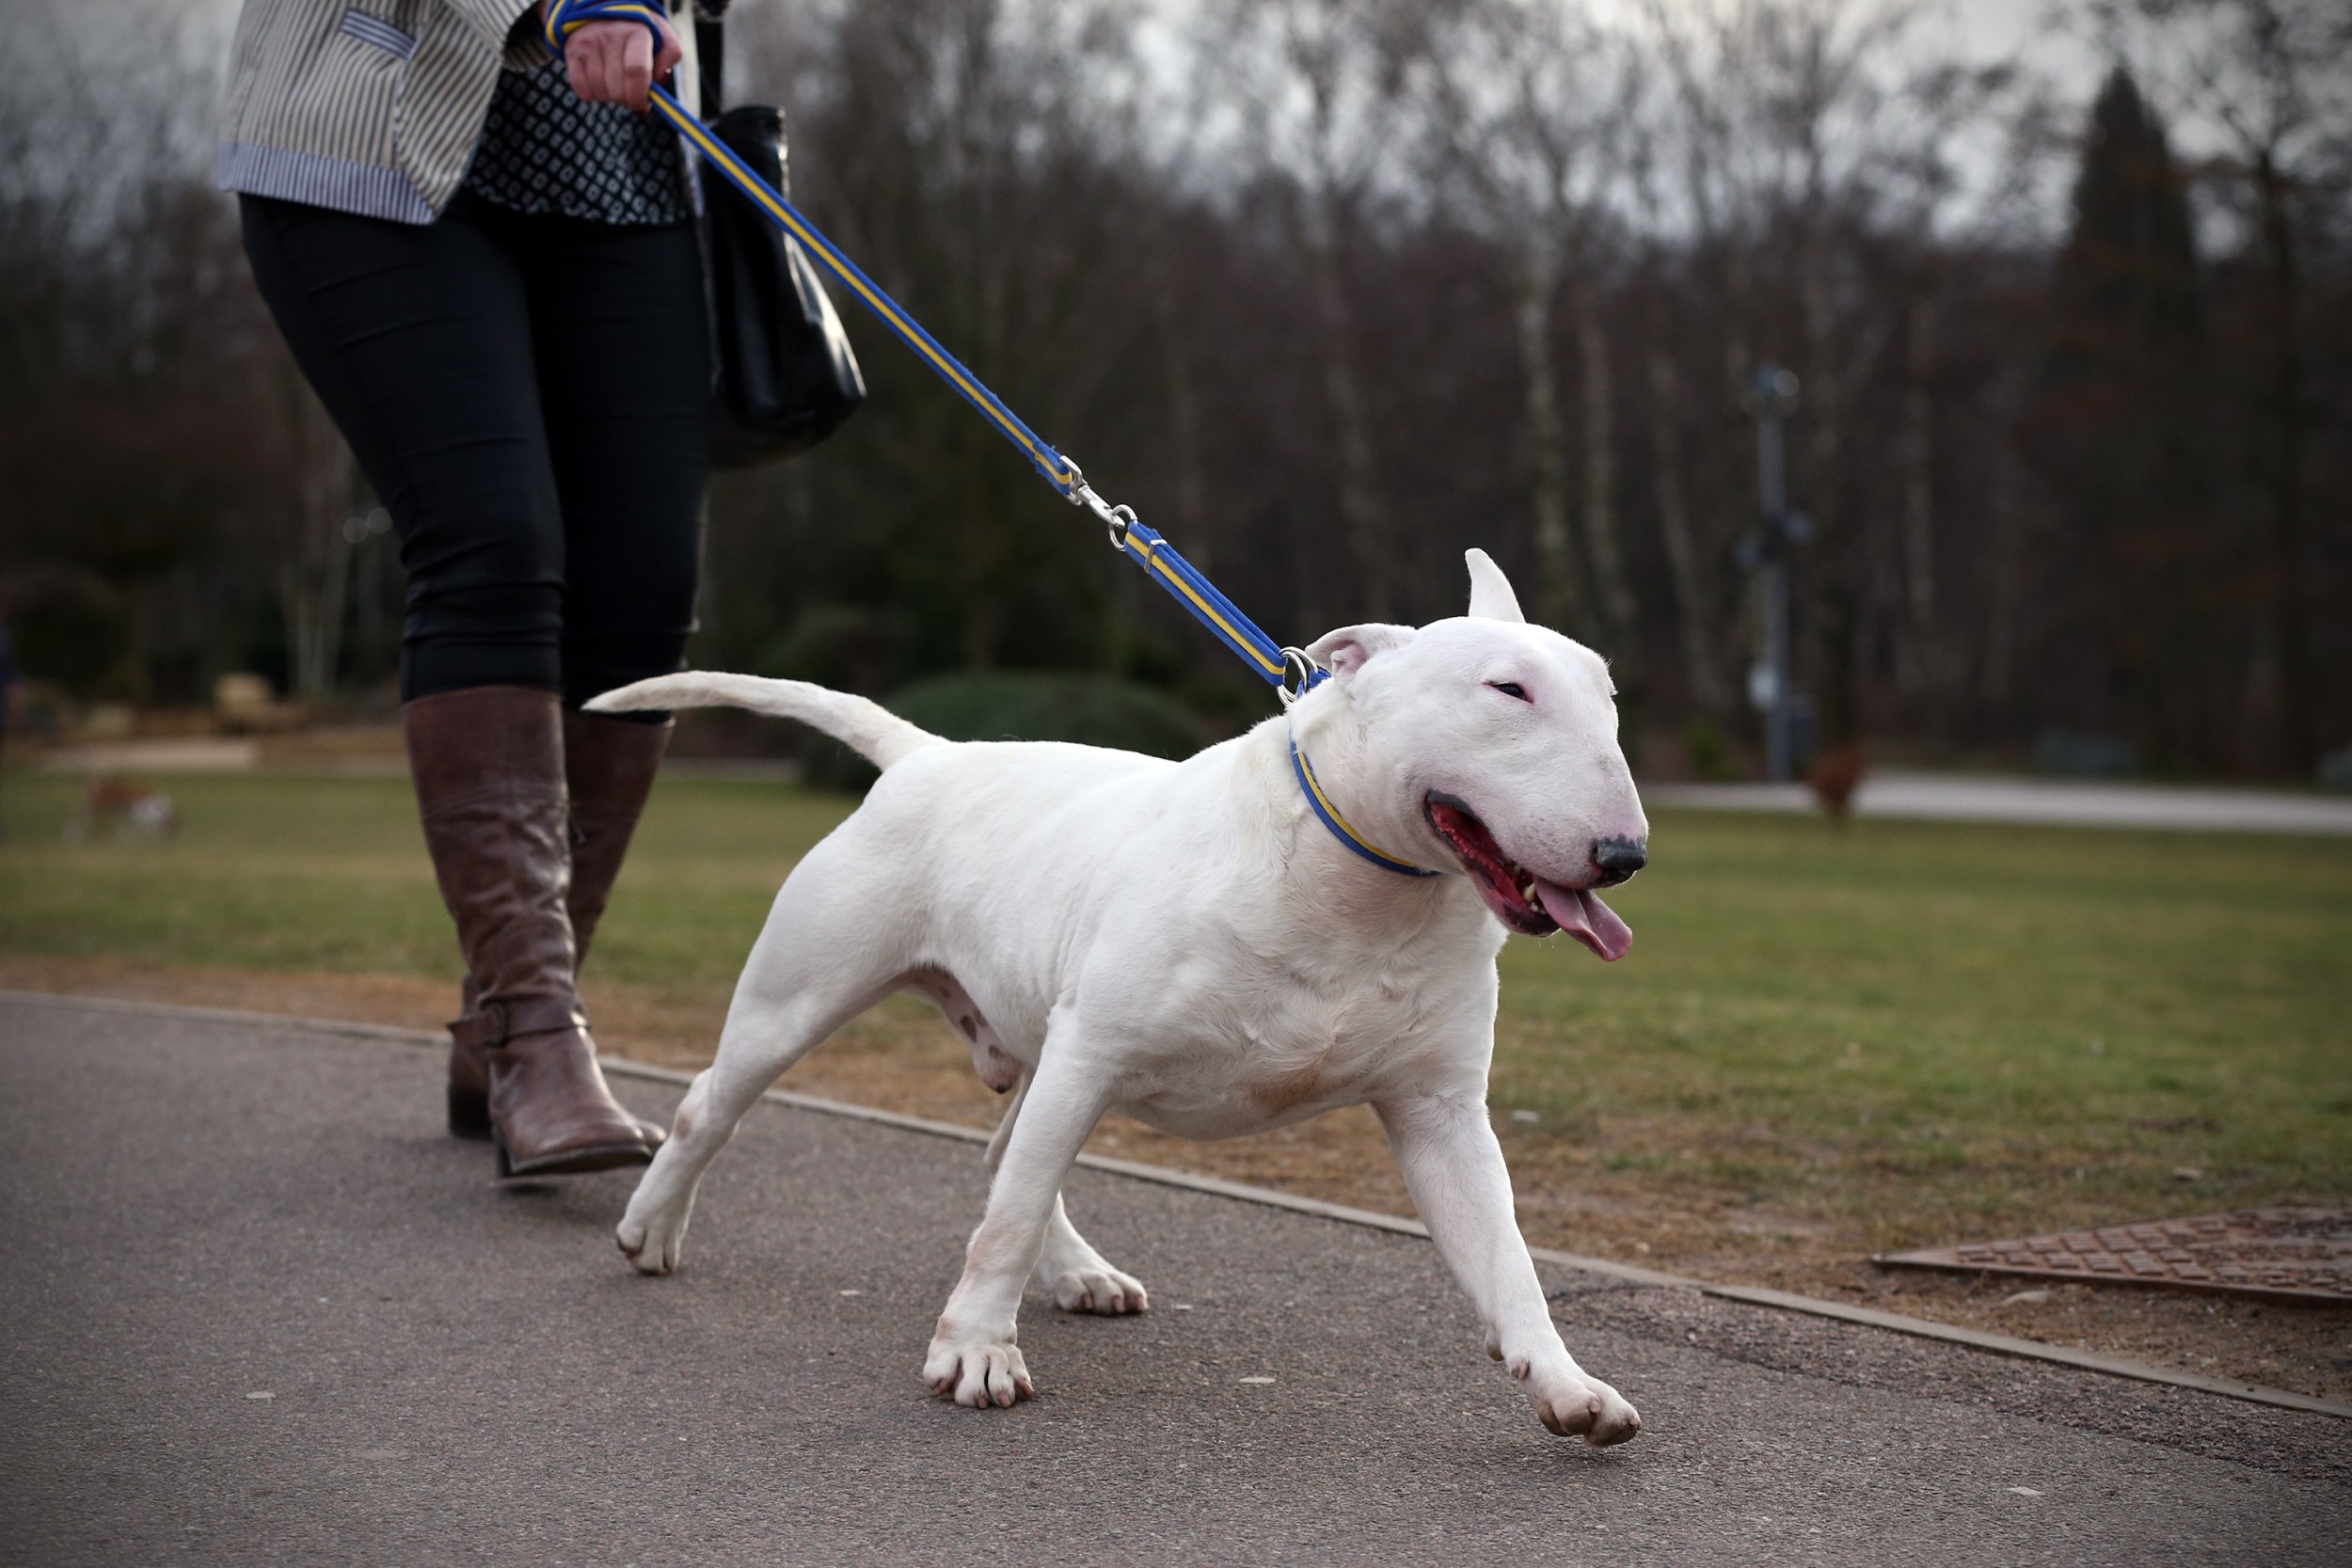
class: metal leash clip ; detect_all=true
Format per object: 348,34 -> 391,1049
1278,646 -> 1322,707
1066,469 -> 1136,550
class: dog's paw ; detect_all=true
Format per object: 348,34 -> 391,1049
923,1325 -> 1034,1409
615,1204 -> 685,1276
1515,1357 -> 1643,1448
1043,1260 -> 1149,1316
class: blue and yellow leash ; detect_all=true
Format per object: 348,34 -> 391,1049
544,1 -> 1433,877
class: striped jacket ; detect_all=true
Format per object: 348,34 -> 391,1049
217,1 -> 708,225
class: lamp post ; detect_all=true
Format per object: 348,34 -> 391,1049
1737,366 -> 1811,783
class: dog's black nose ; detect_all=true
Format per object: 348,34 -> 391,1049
1592,837 -> 1647,885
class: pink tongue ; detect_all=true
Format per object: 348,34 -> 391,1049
1534,879 -> 1633,961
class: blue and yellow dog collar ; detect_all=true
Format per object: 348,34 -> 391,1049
1287,730 -> 1440,878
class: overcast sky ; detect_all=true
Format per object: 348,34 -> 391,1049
26,0 -> 2116,230
92,0 -> 2112,96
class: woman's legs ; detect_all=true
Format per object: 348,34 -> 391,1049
239,194 -> 569,700
239,194 -> 665,1174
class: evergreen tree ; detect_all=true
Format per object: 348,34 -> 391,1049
2025,68 -> 2220,768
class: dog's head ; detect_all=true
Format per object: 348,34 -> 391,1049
1303,549 -> 1645,959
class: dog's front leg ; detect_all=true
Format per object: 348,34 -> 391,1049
1376,1094 -> 1642,1447
926,1044 -> 1115,1407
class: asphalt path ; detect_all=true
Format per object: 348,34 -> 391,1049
1,995 -> 2344,1566
1644,770 -> 2352,835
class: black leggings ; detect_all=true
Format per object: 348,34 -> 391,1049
240,192 -> 709,715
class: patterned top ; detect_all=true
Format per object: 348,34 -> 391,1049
460,55 -> 692,226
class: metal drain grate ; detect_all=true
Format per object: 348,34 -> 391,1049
1873,1207 -> 2352,1305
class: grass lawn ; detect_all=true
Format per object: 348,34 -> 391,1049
4,764 -> 2348,1393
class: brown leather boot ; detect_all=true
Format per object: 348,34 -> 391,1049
405,687 -> 655,1177
448,710 -> 672,1142
562,707 -> 674,972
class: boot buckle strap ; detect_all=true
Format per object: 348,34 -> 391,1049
450,1005 -> 509,1050
450,996 -> 587,1049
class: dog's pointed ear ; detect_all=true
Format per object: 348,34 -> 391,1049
1465,548 -> 1525,624
1304,623 -> 1416,685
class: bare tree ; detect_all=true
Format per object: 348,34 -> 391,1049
1212,0 -> 1412,622
1894,292 -> 1940,696
1644,323 -> 1736,715
5,0 -> 2341,772
1642,0 -> 2026,742
273,365 -> 356,701
1415,0 -> 1642,650
739,0 -> 1160,671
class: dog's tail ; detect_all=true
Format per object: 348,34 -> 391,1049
583,673 -> 945,770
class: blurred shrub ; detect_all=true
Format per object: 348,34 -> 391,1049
2032,729 -> 2142,778
803,670 -> 1211,793
2317,746 -> 2352,795
751,604 -> 908,694
1682,719 -> 1745,784
1171,665 -> 1281,740
6,567 -> 135,699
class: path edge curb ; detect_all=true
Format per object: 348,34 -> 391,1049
8,986 -> 2346,1422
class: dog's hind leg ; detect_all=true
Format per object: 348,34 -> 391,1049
987,1079 -> 1148,1316
615,835 -> 911,1276
926,1035 -> 1118,1405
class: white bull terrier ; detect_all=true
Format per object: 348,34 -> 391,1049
589,549 -> 1648,1446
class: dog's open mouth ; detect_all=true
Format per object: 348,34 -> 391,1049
1422,794 -> 1633,960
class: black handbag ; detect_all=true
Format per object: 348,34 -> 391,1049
695,18 -> 865,468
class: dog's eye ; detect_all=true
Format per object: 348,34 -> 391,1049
1487,681 -> 1531,703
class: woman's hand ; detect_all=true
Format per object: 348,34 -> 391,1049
541,4 -> 684,115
